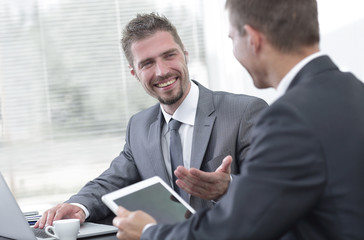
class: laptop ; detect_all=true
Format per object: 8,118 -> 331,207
0,172 -> 117,240
102,176 -> 195,224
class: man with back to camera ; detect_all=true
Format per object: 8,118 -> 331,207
34,13 -> 268,228
111,0 -> 364,239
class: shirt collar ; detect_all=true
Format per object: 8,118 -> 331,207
273,51 -> 325,102
161,80 -> 199,126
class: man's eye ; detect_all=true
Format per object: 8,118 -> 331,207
142,62 -> 152,68
166,53 -> 176,58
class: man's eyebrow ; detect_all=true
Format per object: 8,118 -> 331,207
162,48 -> 178,55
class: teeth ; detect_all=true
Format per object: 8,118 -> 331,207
156,78 -> 176,88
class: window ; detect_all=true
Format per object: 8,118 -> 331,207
0,0 -> 207,210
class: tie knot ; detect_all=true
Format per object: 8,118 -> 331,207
168,119 -> 182,131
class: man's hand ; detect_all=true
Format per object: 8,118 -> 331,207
34,203 -> 86,229
175,155 -> 232,201
113,206 -> 156,240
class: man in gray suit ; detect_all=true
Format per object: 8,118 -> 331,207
112,0 -> 364,239
35,13 -> 267,228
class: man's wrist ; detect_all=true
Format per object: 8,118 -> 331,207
143,223 -> 156,233
70,203 -> 90,219
211,174 -> 233,203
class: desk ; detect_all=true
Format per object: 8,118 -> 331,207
0,235 -> 118,240
82,233 -> 118,240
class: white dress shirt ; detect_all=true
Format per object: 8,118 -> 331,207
273,51 -> 325,102
160,81 -> 199,186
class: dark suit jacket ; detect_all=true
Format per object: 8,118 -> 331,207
142,56 -> 364,240
67,81 -> 267,222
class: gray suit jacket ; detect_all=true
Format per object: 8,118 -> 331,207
67,81 -> 267,222
143,57 -> 364,239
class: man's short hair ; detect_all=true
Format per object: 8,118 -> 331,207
225,0 -> 320,53
121,12 -> 185,67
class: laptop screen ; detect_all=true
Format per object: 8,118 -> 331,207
0,173 -> 37,240
0,173 -> 117,240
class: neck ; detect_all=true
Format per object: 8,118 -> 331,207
267,44 -> 320,89
161,81 -> 191,115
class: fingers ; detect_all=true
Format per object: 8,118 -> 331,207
176,171 -> 217,199
113,207 -> 155,240
113,217 -> 124,232
174,166 -> 201,192
113,209 -> 127,240
216,155 -> 233,173
34,210 -> 48,228
174,166 -> 189,180
189,169 -> 214,182
113,206 -> 131,231
74,210 -> 86,224
175,166 -> 212,184
35,204 -> 58,229
174,156 -> 233,200
176,180 -> 206,199
175,168 -> 203,195
117,206 -> 130,218
34,204 -> 85,229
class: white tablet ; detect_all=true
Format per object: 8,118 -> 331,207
101,176 -> 195,224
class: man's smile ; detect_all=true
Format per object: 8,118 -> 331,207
155,77 -> 178,88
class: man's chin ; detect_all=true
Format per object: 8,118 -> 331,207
158,97 -> 180,105
157,88 -> 184,105
159,93 -> 184,105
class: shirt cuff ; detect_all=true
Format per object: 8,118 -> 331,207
70,203 -> 90,219
142,223 -> 157,234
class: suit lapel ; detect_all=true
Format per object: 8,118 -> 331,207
146,110 -> 170,184
190,82 -> 216,169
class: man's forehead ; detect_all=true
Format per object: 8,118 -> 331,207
132,31 -> 179,50
131,31 -> 182,62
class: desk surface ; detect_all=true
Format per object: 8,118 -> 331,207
81,233 -> 118,240
0,234 -> 118,240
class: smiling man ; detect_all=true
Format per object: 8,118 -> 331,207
35,13 -> 267,228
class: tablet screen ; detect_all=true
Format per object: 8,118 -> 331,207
103,177 -> 194,223
111,181 -> 193,224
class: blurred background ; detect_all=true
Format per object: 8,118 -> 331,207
1,0 -> 363,212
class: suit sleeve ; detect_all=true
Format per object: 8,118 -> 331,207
66,116 -> 141,222
235,97 -> 268,169
141,101 -> 326,240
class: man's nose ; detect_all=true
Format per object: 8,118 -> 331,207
155,60 -> 169,76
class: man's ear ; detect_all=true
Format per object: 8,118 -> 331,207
184,50 -> 189,64
244,25 -> 262,53
129,65 -> 136,77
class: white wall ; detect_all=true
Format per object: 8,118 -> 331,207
203,0 -> 364,104
319,1 -> 364,82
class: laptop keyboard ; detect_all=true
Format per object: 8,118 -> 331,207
32,227 -> 54,238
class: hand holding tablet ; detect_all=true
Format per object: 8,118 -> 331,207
101,176 -> 195,224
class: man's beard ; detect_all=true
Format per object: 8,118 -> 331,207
157,87 -> 184,105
